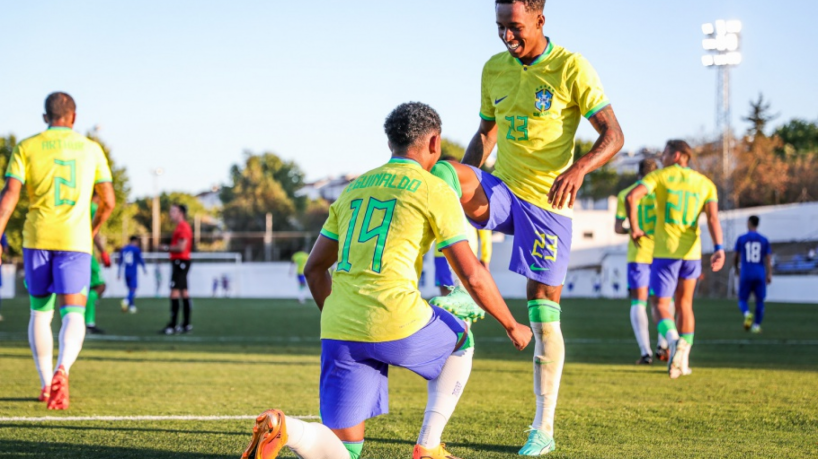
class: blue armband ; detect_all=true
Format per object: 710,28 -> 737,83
714,244 -> 724,251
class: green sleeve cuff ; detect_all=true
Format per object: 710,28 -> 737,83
479,112 -> 496,122
94,179 -> 112,184
5,173 -> 25,184
615,216 -> 626,220
320,229 -> 339,241
636,180 -> 654,195
705,198 -> 718,203
436,235 -> 468,251
584,101 -> 611,119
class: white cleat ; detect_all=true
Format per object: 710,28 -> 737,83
668,339 -> 689,379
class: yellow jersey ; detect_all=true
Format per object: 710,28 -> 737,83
615,183 -> 656,264
477,229 -> 493,264
434,221 -> 478,259
480,39 -> 610,217
6,128 -> 112,254
639,165 -> 718,260
320,157 -> 468,342
291,251 -> 309,275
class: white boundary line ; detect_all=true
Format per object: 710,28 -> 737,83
1,333 -> 816,346
0,415 -> 320,422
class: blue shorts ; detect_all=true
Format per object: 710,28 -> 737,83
24,249 -> 92,297
466,166 -> 572,286
297,274 -> 306,285
627,262 -> 651,290
319,306 -> 467,429
125,273 -> 138,290
739,276 -> 766,302
650,258 -> 702,298
434,256 -> 455,287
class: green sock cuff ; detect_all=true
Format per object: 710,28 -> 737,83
630,299 -> 648,307
681,333 -> 694,345
343,441 -> 363,459
431,161 -> 462,198
657,319 -> 677,337
85,290 -> 98,325
30,295 -> 56,312
60,305 -> 85,318
528,299 -> 561,323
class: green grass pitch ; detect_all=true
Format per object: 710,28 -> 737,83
0,296 -> 816,458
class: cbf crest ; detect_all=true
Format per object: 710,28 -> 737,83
535,88 -> 553,112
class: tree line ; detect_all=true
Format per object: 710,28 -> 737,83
1,95 -> 815,255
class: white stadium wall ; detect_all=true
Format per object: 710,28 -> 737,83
82,202 -> 818,304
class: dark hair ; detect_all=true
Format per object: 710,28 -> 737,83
748,215 -> 760,227
45,92 -> 76,121
130,235 -> 140,242
383,102 -> 442,151
172,203 -> 188,217
495,0 -> 546,12
638,158 -> 659,177
666,139 -> 693,161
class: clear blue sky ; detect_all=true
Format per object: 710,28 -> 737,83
2,0 -> 816,198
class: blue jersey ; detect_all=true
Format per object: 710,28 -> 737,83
118,245 -> 145,277
735,231 -> 771,280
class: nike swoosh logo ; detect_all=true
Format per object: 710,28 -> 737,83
530,263 -> 550,272
494,96 -> 508,104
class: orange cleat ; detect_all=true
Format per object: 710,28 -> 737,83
413,443 -> 462,459
46,366 -> 69,410
240,409 -> 288,459
38,386 -> 50,402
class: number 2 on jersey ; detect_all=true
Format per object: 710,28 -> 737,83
337,197 -> 396,273
54,159 -> 77,206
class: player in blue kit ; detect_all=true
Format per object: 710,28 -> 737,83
733,216 -> 772,333
118,236 -> 147,313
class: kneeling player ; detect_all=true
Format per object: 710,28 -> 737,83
240,103 -> 531,459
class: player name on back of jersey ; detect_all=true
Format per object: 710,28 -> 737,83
347,171 -> 423,193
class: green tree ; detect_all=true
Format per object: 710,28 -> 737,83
742,93 -> 778,139
440,138 -> 466,161
775,118 -> 818,156
0,134 -> 28,256
132,191 -> 213,235
85,132 -> 133,249
220,152 -> 305,231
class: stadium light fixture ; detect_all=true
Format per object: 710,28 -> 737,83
701,19 -> 742,212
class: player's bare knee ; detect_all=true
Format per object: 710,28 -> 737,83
527,280 -> 561,303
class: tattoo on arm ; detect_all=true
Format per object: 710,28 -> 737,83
575,106 -> 624,174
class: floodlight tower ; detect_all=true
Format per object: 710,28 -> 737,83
701,19 -> 742,209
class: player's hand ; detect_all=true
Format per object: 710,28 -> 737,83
711,250 -> 725,272
766,274 -> 772,285
630,228 -> 646,247
548,165 -> 586,210
101,251 -> 112,268
506,322 -> 533,350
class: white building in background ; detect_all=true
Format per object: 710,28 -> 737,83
296,174 -> 359,203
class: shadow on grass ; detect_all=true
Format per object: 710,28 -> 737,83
0,423 -> 246,437
0,439 -> 231,459
0,352 -> 319,367
0,398 -> 37,403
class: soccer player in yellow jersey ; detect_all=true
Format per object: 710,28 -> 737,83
0,92 -> 115,409
240,103 -> 532,459
290,250 -> 309,303
615,158 -> 663,364
626,140 -> 725,379
429,1 -> 624,454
